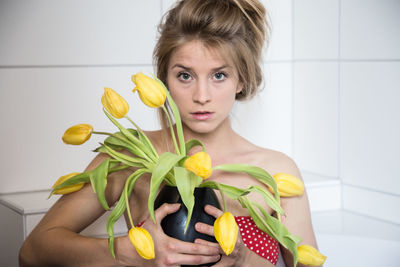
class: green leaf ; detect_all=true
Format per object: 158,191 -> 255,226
107,168 -> 148,258
174,167 -> 202,232
199,181 -> 283,214
89,158 -> 112,210
103,109 -> 154,161
199,180 -> 248,199
185,139 -> 205,153
213,164 -> 280,202
103,144 -> 146,168
148,152 -> 184,223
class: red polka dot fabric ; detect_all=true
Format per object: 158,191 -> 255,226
235,216 -> 279,265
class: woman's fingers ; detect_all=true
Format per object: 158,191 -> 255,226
195,221 -> 214,236
162,252 -> 221,266
154,203 -> 181,222
204,204 -> 224,218
161,237 -> 221,266
169,236 -> 220,256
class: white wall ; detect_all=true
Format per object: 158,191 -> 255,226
292,0 -> 400,224
1,0 -> 399,225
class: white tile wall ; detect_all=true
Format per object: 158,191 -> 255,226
293,62 -> 339,177
0,66 -> 158,193
233,63 -> 293,156
0,0 -> 161,66
294,0 -> 339,59
262,0 -> 293,61
343,185 -> 400,224
341,0 -> 400,59
340,62 -> 400,195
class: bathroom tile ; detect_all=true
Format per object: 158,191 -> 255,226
341,0 -> 400,59
340,62 -> 400,195
0,0 -> 160,65
294,0 -> 339,59
232,62 -> 293,156
293,62 -> 339,177
343,185 -> 400,224
303,172 -> 341,212
262,0 -> 293,61
0,66 -> 157,193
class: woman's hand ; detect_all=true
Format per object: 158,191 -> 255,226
117,203 -> 221,267
193,205 -> 250,267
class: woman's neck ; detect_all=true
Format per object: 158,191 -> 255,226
182,117 -> 239,156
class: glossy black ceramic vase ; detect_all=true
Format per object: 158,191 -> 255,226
154,186 -> 221,267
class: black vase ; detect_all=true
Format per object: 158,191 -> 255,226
154,186 -> 221,267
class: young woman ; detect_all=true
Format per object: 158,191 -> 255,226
19,0 -> 318,266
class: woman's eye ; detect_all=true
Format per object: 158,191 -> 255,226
213,72 -> 227,81
178,72 -> 192,81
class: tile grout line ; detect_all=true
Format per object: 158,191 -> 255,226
343,183 -> 400,198
291,0 -> 295,159
0,63 -> 153,69
338,0 -> 343,210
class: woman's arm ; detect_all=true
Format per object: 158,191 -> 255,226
273,154 -> 320,267
19,153 -> 132,267
19,153 -> 221,267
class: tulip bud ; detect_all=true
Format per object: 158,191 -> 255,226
62,124 -> 93,145
298,244 -> 327,266
101,87 -> 129,119
271,173 -> 305,197
128,227 -> 155,260
184,151 -> 212,179
214,212 -> 238,255
52,172 -> 84,194
131,72 -> 166,108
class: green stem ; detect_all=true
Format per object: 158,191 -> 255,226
109,164 -> 131,174
124,183 -> 134,228
125,116 -> 159,159
92,131 -> 112,136
215,183 -> 227,212
162,105 -> 180,155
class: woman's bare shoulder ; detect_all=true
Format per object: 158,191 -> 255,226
240,141 -> 301,178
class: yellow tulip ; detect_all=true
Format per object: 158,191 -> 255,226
52,172 -> 84,195
271,173 -> 304,197
128,227 -> 155,260
101,87 -> 129,118
298,244 -> 327,266
131,72 -> 166,108
214,212 -> 238,255
184,151 -> 212,179
62,124 -> 93,145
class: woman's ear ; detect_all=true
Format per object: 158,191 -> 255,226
236,82 -> 244,94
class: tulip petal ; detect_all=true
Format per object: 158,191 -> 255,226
128,227 -> 155,259
298,244 -> 327,266
62,124 -> 93,145
214,212 -> 238,255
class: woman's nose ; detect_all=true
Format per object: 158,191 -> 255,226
192,80 -> 211,104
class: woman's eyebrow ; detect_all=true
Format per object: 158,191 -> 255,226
170,64 -> 231,72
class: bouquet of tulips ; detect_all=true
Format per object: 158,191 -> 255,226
50,73 -> 326,266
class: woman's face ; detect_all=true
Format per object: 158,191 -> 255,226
166,40 -> 242,135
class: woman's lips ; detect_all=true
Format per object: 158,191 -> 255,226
191,111 -> 214,120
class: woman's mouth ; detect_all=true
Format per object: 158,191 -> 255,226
191,111 -> 214,121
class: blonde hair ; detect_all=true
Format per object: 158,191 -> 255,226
153,0 -> 271,150
154,0 -> 270,99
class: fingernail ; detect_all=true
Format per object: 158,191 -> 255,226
195,223 -> 201,230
